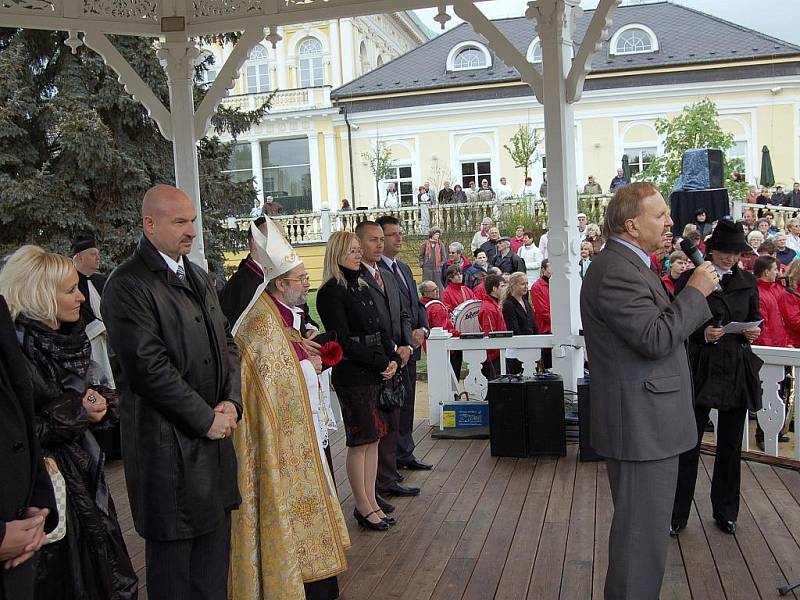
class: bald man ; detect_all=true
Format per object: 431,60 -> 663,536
102,184 -> 242,600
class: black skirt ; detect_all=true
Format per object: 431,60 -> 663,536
334,383 -> 387,447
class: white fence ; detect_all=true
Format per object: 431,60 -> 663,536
426,330 -> 799,461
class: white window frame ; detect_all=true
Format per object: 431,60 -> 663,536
223,142 -> 254,183
460,158 -> 493,189
383,164 -> 415,206
623,146 -> 658,176
298,37 -> 325,87
446,41 -> 492,72
609,24 -> 659,56
246,44 -> 270,94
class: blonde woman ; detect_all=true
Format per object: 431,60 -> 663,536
0,245 -> 137,600
501,272 -> 539,374
316,232 -> 399,531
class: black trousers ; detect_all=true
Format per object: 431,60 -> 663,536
377,405 -> 400,491
397,361 -> 418,465
145,512 -> 231,600
672,405 -> 747,526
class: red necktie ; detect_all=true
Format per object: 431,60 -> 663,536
374,268 -> 385,292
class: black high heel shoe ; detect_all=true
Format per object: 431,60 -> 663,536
377,512 -> 396,526
353,508 -> 389,531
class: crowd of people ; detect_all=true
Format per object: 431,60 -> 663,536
3,175 -> 800,600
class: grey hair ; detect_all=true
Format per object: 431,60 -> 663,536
448,242 -> 464,254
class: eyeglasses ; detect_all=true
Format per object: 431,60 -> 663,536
282,275 -> 310,284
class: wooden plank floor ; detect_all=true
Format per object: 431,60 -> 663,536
109,420 -> 800,599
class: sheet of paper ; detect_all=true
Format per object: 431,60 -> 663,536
722,320 -> 762,334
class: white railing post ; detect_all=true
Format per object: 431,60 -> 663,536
427,328 -> 454,426
320,207 -> 332,241
757,363 -> 787,456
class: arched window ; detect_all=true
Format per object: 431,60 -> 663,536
454,47 -> 486,69
246,44 -> 270,93
359,41 -> 370,75
610,24 -> 659,56
376,55 -> 384,67
197,50 -> 217,86
447,42 -> 492,71
298,37 -> 324,87
527,40 -> 542,64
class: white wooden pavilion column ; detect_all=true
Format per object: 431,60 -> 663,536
529,0 -> 583,387
454,0 -> 618,391
157,36 -> 206,267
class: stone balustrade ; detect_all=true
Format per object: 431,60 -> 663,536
220,85 -> 331,113
733,201 -> 800,231
426,330 -> 799,462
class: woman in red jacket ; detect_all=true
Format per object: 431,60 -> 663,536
529,259 -> 552,334
781,261 -> 800,347
754,256 -> 789,347
441,265 -> 475,312
477,273 -> 507,380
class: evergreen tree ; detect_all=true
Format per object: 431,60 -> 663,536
0,29 -> 267,271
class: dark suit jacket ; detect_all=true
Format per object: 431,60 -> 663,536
0,296 -> 58,600
380,257 -> 428,360
102,236 -> 241,541
579,238 -> 711,461
218,256 -> 263,327
502,296 -> 539,335
361,264 -> 412,350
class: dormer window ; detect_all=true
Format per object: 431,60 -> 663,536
447,41 -> 492,71
609,24 -> 659,56
526,38 -> 574,64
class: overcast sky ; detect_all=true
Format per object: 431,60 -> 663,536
415,0 -> 800,46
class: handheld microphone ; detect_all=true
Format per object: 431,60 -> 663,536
679,238 -> 721,291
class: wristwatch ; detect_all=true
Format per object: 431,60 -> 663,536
422,327 -> 430,339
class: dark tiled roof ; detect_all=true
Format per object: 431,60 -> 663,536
332,1 -> 800,100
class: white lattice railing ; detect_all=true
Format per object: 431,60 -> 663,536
732,201 -> 800,231
425,331 -> 799,462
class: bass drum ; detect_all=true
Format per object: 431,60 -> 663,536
451,299 -> 482,333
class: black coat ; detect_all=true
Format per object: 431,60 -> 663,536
77,272 -> 107,328
317,267 -> 399,387
675,266 -> 763,411
502,296 -> 539,336
380,258 -> 428,360
101,236 -> 242,541
480,239 -> 500,263
218,256 -> 263,327
16,317 -> 137,600
493,251 -> 526,275
0,297 -> 57,600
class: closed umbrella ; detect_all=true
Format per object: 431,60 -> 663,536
621,154 -> 631,180
760,145 -> 775,187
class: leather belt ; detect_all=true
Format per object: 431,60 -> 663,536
350,333 -> 382,347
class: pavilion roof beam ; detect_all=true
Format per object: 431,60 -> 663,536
452,0 -> 543,103
565,0 -> 618,103
193,27 -> 266,139
81,30 -> 173,140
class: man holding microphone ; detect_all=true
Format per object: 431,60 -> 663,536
580,182 -> 718,599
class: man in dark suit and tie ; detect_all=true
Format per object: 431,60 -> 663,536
376,216 -> 432,471
354,221 -> 419,499
580,182 -> 717,599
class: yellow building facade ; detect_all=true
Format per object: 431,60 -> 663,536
209,13 -> 433,213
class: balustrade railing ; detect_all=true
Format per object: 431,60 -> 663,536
425,331 -> 798,462
220,85 -> 331,113
732,201 -> 800,231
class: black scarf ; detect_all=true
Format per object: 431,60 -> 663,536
15,315 -> 91,393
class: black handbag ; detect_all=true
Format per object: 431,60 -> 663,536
378,372 -> 405,411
